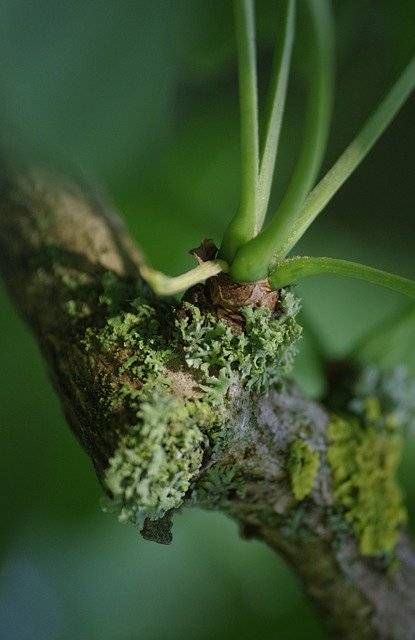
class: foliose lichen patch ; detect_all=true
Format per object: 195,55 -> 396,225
177,288 -> 302,395
83,274 -> 302,528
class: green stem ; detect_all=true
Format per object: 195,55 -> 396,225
140,260 -> 229,296
230,0 -> 334,282
219,0 -> 259,263
256,0 -> 296,230
268,256 -> 415,298
277,54 -> 415,258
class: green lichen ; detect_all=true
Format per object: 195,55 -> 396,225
105,391 -> 211,524
83,275 -> 302,529
57,266 -> 91,291
327,415 -> 407,556
83,292 -> 173,374
82,281 -> 204,525
82,279 -> 223,526
64,299 -> 91,319
192,465 -> 241,508
98,270 -> 136,314
288,440 -> 320,501
176,288 -> 302,395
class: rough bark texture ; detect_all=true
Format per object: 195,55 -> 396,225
1,166 -> 414,640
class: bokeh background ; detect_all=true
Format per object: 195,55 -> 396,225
0,2 -> 414,638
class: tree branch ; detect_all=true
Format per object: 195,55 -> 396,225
0,165 -> 414,639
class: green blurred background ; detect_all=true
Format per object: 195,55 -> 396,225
0,2 -> 414,638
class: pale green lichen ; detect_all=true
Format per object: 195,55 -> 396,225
288,440 -> 320,501
105,391 -> 211,524
83,282 -> 205,526
83,292 -> 173,378
176,288 -> 302,395
85,275 -> 302,528
327,415 -> 407,556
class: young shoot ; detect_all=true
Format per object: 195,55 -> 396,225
256,0 -> 296,229
276,54 -> 415,258
219,0 -> 259,263
139,260 -> 229,297
230,0 -> 334,281
139,0 -> 415,303
226,1 -> 415,298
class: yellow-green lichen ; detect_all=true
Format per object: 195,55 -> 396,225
288,440 -> 320,501
327,415 -> 407,556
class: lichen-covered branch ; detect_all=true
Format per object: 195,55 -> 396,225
1,165 -> 414,640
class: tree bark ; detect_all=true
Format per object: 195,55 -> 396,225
0,165 -> 414,639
